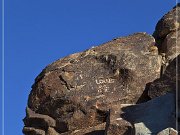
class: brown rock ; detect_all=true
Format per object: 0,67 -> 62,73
23,4 -> 180,134
148,55 -> 179,99
26,33 -> 161,133
46,127 -> 60,135
161,31 -> 180,61
153,4 -> 180,39
153,4 -> 180,68
59,123 -> 105,135
23,127 -> 45,135
105,120 -> 133,135
104,102 -> 134,135
23,107 -> 56,130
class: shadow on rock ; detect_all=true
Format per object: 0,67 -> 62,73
136,82 -> 151,104
120,93 -> 176,134
84,130 -> 105,135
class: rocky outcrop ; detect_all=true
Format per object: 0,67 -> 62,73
23,4 -> 179,135
23,107 -> 56,130
153,4 -> 180,62
26,32 -> 161,134
153,4 -> 180,40
148,55 -> 179,98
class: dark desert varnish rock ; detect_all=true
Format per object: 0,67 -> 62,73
23,4 -> 179,135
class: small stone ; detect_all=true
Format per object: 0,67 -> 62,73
157,128 -> 178,135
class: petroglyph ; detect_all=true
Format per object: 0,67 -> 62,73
95,78 -> 115,85
97,85 -> 109,93
95,78 -> 116,93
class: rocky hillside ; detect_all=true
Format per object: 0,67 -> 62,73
23,4 -> 180,135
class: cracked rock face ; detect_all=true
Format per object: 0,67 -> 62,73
161,31 -> 180,61
153,4 -> 180,39
153,4 -> 180,62
24,33 -> 161,134
148,55 -> 179,99
148,3 -> 179,110
23,4 -> 179,135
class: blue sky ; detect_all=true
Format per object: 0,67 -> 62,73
1,0 -> 176,134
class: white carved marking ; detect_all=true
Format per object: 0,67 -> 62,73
79,74 -> 83,79
97,85 -> 109,93
116,118 -> 122,121
95,78 -> 115,84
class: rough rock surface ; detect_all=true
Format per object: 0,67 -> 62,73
106,119 -> 134,135
27,32 -> 161,134
104,102 -> 134,135
23,107 -> 56,130
153,4 -> 180,62
153,4 -> 180,39
157,128 -> 178,135
148,55 -> 179,99
121,93 -> 175,134
23,4 -> 179,135
59,123 -> 106,135
23,127 -> 45,135
161,31 -> 180,61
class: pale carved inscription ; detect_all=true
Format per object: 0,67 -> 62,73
95,78 -> 115,93
95,78 -> 115,84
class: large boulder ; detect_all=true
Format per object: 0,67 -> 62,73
23,107 -> 56,131
153,4 -> 180,40
153,4 -> 180,62
59,123 -> 106,135
149,4 -> 180,123
25,33 -> 161,134
149,4 -> 180,107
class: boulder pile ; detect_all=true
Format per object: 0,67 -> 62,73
23,4 -> 180,135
